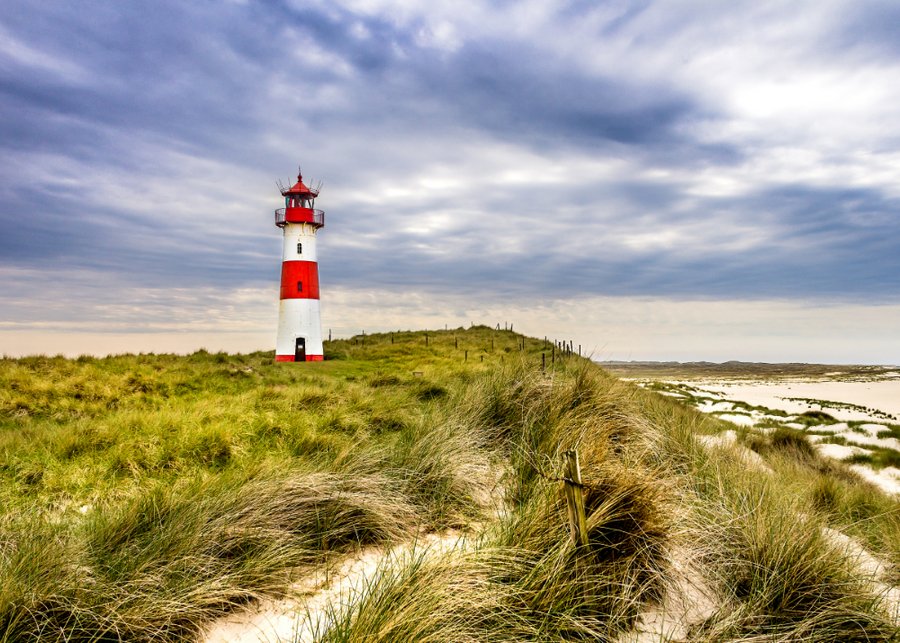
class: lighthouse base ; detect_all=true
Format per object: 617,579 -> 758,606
275,354 -> 324,362
275,299 -> 324,362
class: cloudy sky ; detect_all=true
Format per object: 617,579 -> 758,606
2,0 -> 899,362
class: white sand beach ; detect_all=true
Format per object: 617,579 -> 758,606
636,374 -> 900,495
686,380 -> 900,423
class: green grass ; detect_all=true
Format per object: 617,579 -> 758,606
847,448 -> 900,470
745,426 -> 819,462
1,327 -> 898,641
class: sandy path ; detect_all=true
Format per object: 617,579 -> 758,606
201,530 -> 467,643
698,430 -> 773,473
618,545 -> 719,643
822,527 -> 900,622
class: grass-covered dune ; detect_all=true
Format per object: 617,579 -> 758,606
1,326 -> 899,641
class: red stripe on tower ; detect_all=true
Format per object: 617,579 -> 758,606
279,261 -> 320,300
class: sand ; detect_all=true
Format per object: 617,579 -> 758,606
688,380 -> 900,423
849,465 -> 900,496
815,442 -> 868,460
642,376 -> 900,495
698,431 -> 773,473
714,413 -> 755,427
822,527 -> 900,621
201,531 -> 467,643
618,546 -> 719,642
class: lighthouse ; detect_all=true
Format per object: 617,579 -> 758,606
274,169 -> 325,362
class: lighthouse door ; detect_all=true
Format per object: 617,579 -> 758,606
294,337 -> 306,362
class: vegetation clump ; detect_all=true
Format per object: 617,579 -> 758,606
798,409 -> 839,424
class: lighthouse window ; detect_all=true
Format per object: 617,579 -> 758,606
297,242 -> 303,254
297,281 -> 303,293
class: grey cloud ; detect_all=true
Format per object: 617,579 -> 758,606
1,0 -> 899,322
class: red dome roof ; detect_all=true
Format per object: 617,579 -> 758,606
282,172 -> 319,197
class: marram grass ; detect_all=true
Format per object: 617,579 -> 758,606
1,327 -> 898,641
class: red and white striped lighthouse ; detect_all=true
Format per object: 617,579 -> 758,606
274,169 -> 325,362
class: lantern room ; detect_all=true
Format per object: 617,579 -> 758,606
275,171 -> 325,228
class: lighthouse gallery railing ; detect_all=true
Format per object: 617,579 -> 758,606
275,208 -> 325,228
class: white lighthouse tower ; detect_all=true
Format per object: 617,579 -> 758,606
274,169 -> 325,362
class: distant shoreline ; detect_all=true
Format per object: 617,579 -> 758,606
599,361 -> 899,380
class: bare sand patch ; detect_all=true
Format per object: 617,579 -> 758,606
841,433 -> 900,451
618,545 -> 719,643
822,527 -> 900,621
689,380 -> 900,423
849,465 -> 900,496
698,431 -> 772,473
815,442 -> 869,460
714,413 -> 754,427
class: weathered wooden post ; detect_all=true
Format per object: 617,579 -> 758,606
425,333 -> 429,346
563,449 -> 589,547
465,350 -> 468,361
455,337 -> 458,349
542,353 -> 546,372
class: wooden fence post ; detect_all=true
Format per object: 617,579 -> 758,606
563,449 -> 589,547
